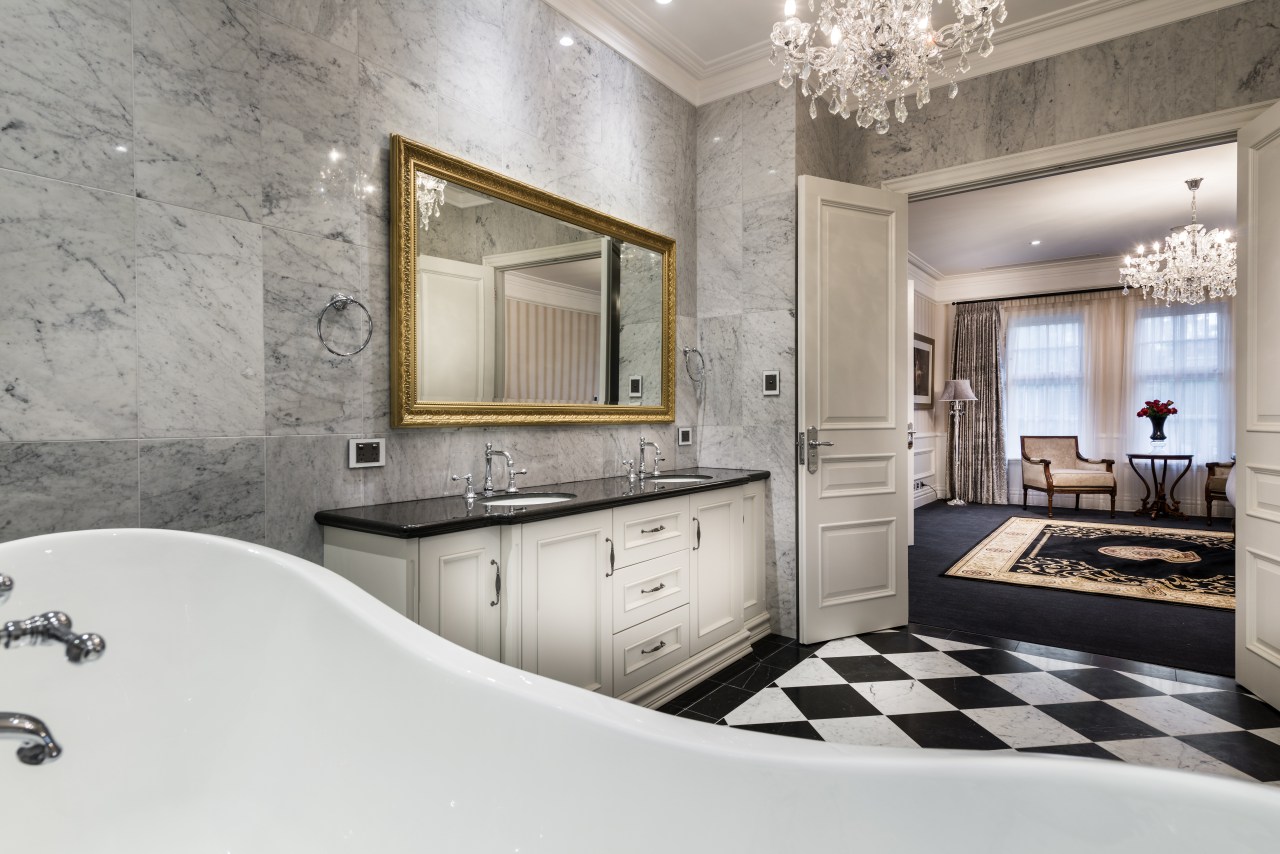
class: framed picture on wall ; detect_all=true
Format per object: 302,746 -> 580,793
913,334 -> 934,409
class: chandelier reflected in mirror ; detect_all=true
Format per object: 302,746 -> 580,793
1120,178 -> 1237,305
770,0 -> 1007,134
415,173 -> 447,231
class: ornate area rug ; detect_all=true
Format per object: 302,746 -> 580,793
944,517 -> 1235,610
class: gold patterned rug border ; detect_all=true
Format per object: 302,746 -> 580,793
944,517 -> 1236,611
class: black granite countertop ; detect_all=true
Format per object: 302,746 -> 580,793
315,467 -> 770,538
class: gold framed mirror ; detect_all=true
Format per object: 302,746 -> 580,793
390,135 -> 676,427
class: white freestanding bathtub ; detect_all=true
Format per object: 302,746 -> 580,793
2,530 -> 1277,853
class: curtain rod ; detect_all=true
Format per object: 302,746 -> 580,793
953,285 -> 1124,306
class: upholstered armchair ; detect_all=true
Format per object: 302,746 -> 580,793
1205,460 -> 1235,526
1020,436 -> 1116,518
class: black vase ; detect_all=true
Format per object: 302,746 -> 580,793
1148,414 -> 1168,442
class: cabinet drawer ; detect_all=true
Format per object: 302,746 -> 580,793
611,496 -> 690,567
613,605 -> 691,696
612,549 -> 689,632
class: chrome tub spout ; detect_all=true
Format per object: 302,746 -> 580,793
1,713 -> 61,765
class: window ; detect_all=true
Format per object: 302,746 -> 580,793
1004,310 -> 1085,446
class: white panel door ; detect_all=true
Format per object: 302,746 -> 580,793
798,175 -> 910,645
1236,101 -> 1280,710
419,255 -> 495,402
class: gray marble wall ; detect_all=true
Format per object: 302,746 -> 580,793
0,0 -> 697,563
694,82 -> 798,635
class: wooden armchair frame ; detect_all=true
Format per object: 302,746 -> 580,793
1020,435 -> 1116,519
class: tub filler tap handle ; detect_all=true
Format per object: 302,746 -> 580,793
2,611 -> 106,663
0,573 -> 11,603
1,712 -> 61,765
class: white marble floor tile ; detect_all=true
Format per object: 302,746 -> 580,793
1099,737 -> 1256,782
1253,727 -> 1280,746
773,658 -> 849,688
1118,672 -> 1221,695
852,680 -> 955,716
884,652 -> 980,680
815,636 -> 880,658
810,716 -> 920,749
915,635 -> 987,652
1009,651 -> 1095,671
723,687 -> 806,727
963,707 -> 1089,749
1106,696 -> 1242,737
985,672 -> 1097,706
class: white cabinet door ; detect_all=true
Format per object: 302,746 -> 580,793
690,488 -> 744,655
520,510 -> 614,695
741,480 -> 768,637
323,528 -> 417,620
419,529 -> 503,663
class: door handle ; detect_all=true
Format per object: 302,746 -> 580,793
907,420 -> 916,450
806,426 -> 831,474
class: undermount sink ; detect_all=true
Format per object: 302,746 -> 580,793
646,474 -> 714,484
479,492 -> 576,507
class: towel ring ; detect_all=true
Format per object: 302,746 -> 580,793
317,293 -> 373,357
682,347 -> 706,384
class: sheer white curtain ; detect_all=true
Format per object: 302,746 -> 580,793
1002,290 -> 1234,514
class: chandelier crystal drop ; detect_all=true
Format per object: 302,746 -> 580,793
770,0 -> 1006,134
1120,178 -> 1237,306
415,173 -> 447,230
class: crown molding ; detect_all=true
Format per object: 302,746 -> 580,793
546,0 -> 1251,107
505,272 -> 603,315
908,253 -> 943,303
933,256 -> 1125,303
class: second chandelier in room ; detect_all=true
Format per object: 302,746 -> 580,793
1120,178 -> 1237,305
770,0 -> 1007,134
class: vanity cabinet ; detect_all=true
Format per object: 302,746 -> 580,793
320,477 -> 768,708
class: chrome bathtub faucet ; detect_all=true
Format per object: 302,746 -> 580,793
1,712 -> 61,765
0,573 -> 12,603
2,611 -> 106,663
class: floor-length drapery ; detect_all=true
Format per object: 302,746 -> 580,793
952,302 -> 1007,504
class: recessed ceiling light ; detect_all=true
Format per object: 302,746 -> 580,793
656,0 -> 673,5
1030,240 -> 1041,245
559,35 -> 574,46
114,145 -> 128,153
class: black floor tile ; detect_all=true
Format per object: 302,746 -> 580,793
732,721 -> 825,741
888,711 -> 1009,750
823,655 -> 913,684
706,655 -> 762,685
759,644 -> 817,669
1018,743 -> 1122,761
1014,642 -> 1094,667
944,648 -> 1041,675
781,685 -> 880,720
1179,732 -> 1280,782
719,661 -> 791,693
1048,668 -> 1166,700
655,701 -> 684,716
919,676 -> 1028,710
858,631 -> 936,654
684,685 -> 755,721
663,678 -> 721,711
1037,701 -> 1165,742
1173,691 -> 1280,730
674,709 -> 718,724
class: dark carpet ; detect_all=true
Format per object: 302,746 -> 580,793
910,502 -> 1235,677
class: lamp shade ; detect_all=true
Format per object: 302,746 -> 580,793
939,379 -> 977,402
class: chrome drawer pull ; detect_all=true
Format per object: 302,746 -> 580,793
605,537 -> 615,578
640,640 -> 667,655
640,582 -> 666,594
489,559 -> 501,607
640,524 -> 666,534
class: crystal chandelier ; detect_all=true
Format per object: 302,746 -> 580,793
770,0 -> 1007,134
415,173 -> 447,230
1120,178 -> 1237,305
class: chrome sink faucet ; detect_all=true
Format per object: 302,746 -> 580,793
483,443 -> 512,495
2,712 -> 61,765
638,436 -> 663,480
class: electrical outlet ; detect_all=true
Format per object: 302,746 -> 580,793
348,438 -> 386,468
677,426 -> 694,446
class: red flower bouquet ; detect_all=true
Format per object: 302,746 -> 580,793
1137,399 -> 1177,417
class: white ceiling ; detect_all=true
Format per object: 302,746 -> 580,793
908,143 -> 1238,277
544,0 -> 1244,105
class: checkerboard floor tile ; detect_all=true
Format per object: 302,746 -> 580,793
656,625 -> 1280,785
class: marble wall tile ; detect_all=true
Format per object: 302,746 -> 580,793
0,170 -> 136,442
0,441 -> 139,542
737,310 -> 797,427
696,95 -> 743,211
795,106 -> 843,180
361,248 -> 392,434
133,0 -> 262,222
140,437 -> 265,542
983,58 -> 1056,158
675,201 -> 698,320
260,16 -> 362,243
696,315 -> 741,429
1050,42 -> 1130,146
258,0 -> 357,52
552,37 -> 605,176
361,428 -> 461,505
0,0 -> 133,194
356,59 -> 438,255
435,0 -> 505,125
741,192 -> 796,314
1218,2 -> 1280,107
265,434 -> 364,562
356,0 -> 437,88
742,83 -> 795,202
436,95 -> 549,193
136,201 -> 265,438
675,315 -> 701,430
263,228 -> 366,435
694,203 -> 743,319
498,0 -> 559,144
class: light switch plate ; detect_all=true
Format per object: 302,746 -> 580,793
677,426 -> 694,446
348,438 -> 386,468
628,375 -> 643,398
762,370 -> 780,396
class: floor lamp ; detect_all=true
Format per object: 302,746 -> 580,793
940,379 -> 978,507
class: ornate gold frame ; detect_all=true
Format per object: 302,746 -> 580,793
390,134 -> 677,427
